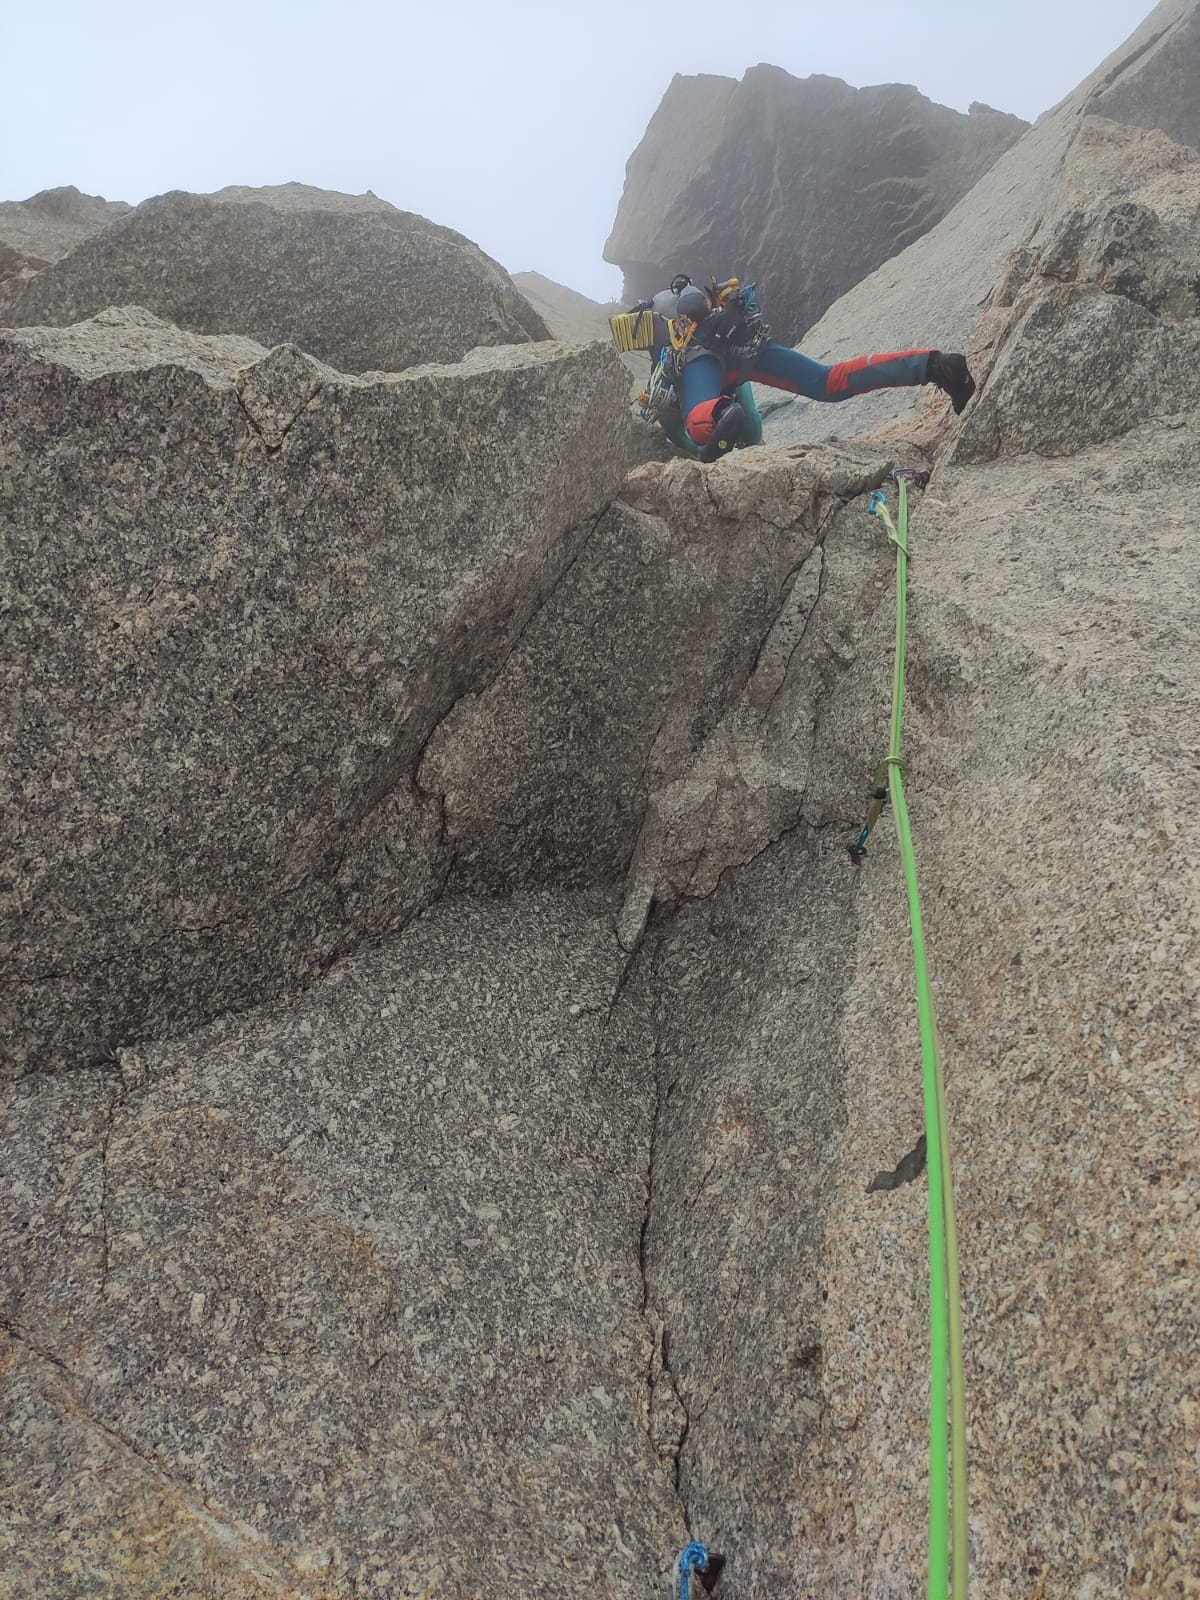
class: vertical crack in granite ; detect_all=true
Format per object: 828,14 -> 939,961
580,938 -> 641,1093
636,972 -> 691,1498
94,1076 -> 122,1294
761,543 -> 829,727
676,781 -> 725,904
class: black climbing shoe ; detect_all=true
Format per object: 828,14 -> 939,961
699,399 -> 746,462
927,351 -> 976,415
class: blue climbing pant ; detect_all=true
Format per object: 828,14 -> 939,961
679,341 -> 932,445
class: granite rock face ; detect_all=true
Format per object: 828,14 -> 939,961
4,7 -> 1200,1597
1,891 -> 687,1599
1,432 -> 907,1599
605,66 -> 1026,342
422,445 -> 891,934
0,184 -> 550,371
1,308 -> 633,1075
0,186 -> 131,287
1088,0 -> 1200,151
768,0 -> 1200,449
641,54 -> 1200,1599
951,116 -> 1200,464
641,418 -> 1200,1597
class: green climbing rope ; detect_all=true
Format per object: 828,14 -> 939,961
861,475 -> 968,1600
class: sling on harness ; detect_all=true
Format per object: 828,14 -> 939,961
699,277 -> 771,366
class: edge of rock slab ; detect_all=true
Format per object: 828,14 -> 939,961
2,308 -> 637,1076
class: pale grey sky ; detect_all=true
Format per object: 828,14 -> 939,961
2,0 -> 1157,300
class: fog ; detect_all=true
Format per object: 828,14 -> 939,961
1,0 -> 1157,299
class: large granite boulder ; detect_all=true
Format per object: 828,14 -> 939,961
0,308 -> 633,1075
1,427 -> 907,1598
0,185 -> 131,288
604,65 -> 1026,342
951,115 -> 1200,463
0,184 -> 550,371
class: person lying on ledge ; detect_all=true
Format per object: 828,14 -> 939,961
621,272 -> 975,462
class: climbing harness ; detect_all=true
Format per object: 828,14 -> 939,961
850,468 -> 968,1600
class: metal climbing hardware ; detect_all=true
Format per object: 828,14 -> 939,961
637,361 -> 681,423
700,277 -> 770,364
727,280 -> 770,363
667,313 -> 699,353
849,469 -> 968,1600
848,764 -> 897,863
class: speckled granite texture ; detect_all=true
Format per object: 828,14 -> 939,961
1,310 -> 634,1074
0,183 -> 550,371
421,445 -> 892,928
950,116 -> 1200,465
2,891 -> 685,1598
4,7 -> 1200,1596
0,186 -> 131,290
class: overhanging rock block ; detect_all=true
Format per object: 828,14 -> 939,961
1,307 -> 635,1075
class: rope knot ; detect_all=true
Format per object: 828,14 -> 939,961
673,1541 -> 709,1599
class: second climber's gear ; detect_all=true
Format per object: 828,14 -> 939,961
609,308 -> 658,353
670,272 -> 692,296
706,281 -> 770,365
672,277 -> 771,368
636,359 -> 682,423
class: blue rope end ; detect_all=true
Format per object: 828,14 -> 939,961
674,1541 -> 709,1600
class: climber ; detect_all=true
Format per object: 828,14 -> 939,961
614,273 -> 763,458
628,274 -> 975,462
